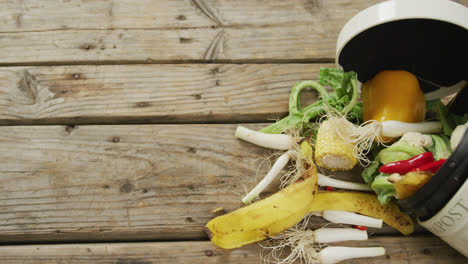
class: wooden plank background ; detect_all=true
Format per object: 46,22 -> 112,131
1,0 -> 465,65
0,64 -> 326,125
0,236 -> 465,264
0,123 -> 415,243
0,0 -> 467,263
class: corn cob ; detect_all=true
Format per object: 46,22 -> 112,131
314,119 -> 357,171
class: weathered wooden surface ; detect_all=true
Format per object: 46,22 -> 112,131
2,0 -> 464,64
0,0 -> 383,31
0,0 -> 365,64
2,0 -> 467,32
0,64 -> 327,125
0,25 -> 338,64
0,236 -> 465,264
1,0 -> 466,262
0,124 -> 414,243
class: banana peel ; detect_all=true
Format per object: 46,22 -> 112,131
309,191 -> 414,235
393,171 -> 433,200
205,164 -> 318,249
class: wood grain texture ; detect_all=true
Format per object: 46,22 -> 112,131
0,124 -> 418,243
1,0 -> 466,64
0,64 -> 328,125
5,0 -> 468,64
0,26 -> 337,64
0,0 -> 385,32
0,236 -> 464,264
2,0 -> 466,31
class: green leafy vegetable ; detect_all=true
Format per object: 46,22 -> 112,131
428,134 -> 451,160
378,144 -> 425,164
368,139 -> 426,204
370,174 -> 395,204
259,68 -> 361,134
427,99 -> 468,136
362,156 -> 380,184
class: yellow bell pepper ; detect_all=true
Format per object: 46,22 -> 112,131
362,70 -> 426,124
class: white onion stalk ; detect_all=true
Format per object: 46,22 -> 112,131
235,126 -> 293,150
242,151 -> 291,204
319,246 -> 385,264
380,121 -> 441,138
314,228 -> 367,243
318,174 -> 372,191
264,225 -> 382,264
272,227 -> 368,244
313,210 -> 383,228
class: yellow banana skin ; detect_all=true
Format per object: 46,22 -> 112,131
310,191 -> 414,235
205,166 -> 318,249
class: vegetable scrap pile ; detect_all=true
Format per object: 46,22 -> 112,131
205,68 -> 468,264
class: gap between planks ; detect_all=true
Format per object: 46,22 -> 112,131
0,59 -> 335,68
0,124 -> 420,243
0,235 -> 465,264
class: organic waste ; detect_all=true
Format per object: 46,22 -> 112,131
205,68 -> 465,264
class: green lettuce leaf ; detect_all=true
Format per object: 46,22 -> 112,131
427,99 -> 468,137
371,174 -> 396,205
362,156 -> 380,184
429,134 -> 451,160
259,68 -> 361,134
318,68 -> 357,99
378,144 -> 425,164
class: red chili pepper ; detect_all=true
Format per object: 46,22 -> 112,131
378,152 -> 434,175
354,225 -> 368,230
410,159 -> 446,174
325,186 -> 335,191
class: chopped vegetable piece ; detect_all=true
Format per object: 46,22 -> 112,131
320,246 -> 385,264
380,121 -> 441,138
354,225 -> 368,231
378,152 -> 434,175
265,229 -> 382,264
309,191 -> 414,235
235,126 -> 293,150
206,166 -> 318,249
313,228 -> 368,243
259,68 -> 361,134
427,99 -> 468,137
370,174 -> 395,204
451,122 -> 468,150
314,119 -> 357,171
318,210 -> 383,228
361,156 -> 381,184
242,151 -> 291,204
378,142 -> 426,164
410,159 -> 446,174
210,207 -> 225,214
392,171 -> 433,200
429,134 -> 451,160
362,70 -> 426,141
318,174 -> 372,191
400,132 -> 433,149
387,173 -> 403,183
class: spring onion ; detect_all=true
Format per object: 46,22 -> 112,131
318,174 -> 372,191
235,126 -> 293,150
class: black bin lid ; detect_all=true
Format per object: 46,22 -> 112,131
336,0 -> 468,99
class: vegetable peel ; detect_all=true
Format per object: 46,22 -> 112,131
309,191 -> 414,235
205,164 -> 318,249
